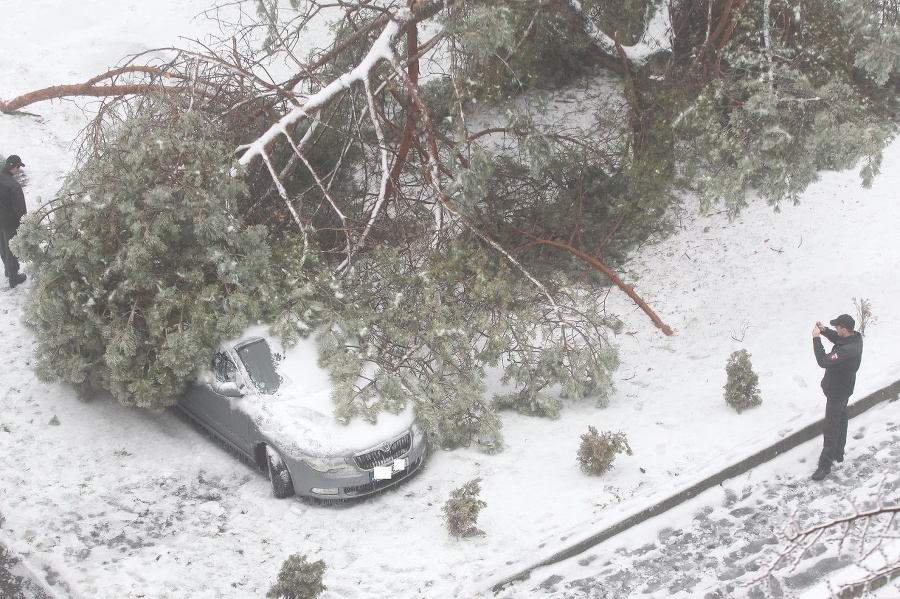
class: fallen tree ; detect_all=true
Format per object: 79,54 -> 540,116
8,0 -> 900,449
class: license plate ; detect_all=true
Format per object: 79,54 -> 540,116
372,458 -> 409,481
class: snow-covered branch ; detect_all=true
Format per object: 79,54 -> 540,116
568,0 -> 673,66
237,22 -> 400,167
752,482 -> 900,597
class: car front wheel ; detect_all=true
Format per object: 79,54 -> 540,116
265,446 -> 295,499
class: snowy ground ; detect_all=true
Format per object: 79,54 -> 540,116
2,2 -> 900,598
494,398 -> 900,599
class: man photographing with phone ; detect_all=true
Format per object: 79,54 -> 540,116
810,314 -> 863,481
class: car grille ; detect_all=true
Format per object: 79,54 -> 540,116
343,455 -> 423,497
353,432 -> 412,470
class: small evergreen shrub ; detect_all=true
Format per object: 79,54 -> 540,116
577,427 -> 632,476
266,554 -> 326,599
443,478 -> 487,537
724,349 -> 762,413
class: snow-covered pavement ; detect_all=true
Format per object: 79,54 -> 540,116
492,396 -> 900,598
0,541 -> 51,599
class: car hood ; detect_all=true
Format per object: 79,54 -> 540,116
236,384 -> 416,460
208,327 -> 418,461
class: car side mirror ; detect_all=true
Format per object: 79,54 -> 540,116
216,381 -> 245,397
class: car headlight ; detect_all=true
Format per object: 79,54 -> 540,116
303,455 -> 355,474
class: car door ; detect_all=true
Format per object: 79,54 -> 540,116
183,351 -> 253,457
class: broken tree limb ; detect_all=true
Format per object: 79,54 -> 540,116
522,234 -> 674,336
0,65 -> 191,113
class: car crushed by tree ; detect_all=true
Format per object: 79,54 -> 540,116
178,327 -> 428,499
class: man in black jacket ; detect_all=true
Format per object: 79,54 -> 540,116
0,154 -> 28,288
810,314 -> 863,481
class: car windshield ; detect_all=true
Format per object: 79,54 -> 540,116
236,339 -> 281,394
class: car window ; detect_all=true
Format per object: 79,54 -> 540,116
212,352 -> 237,383
236,339 -> 281,394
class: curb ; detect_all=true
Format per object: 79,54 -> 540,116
490,378 -> 900,593
0,541 -> 53,599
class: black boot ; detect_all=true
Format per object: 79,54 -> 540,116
9,272 -> 26,288
811,464 -> 830,481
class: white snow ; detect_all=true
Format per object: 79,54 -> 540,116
569,0 -> 673,65
217,332 -> 420,457
1,2 -> 899,598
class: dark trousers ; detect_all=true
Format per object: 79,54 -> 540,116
819,393 -> 850,466
0,226 -> 20,279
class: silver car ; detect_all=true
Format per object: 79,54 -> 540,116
177,330 -> 428,499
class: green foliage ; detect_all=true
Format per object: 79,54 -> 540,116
675,0 -> 899,215
723,349 -> 762,413
474,132 -> 676,276
418,77 -> 458,125
14,99 -> 314,408
577,426 -> 633,476
447,147 -> 498,214
443,478 -> 487,537
842,0 -> 900,86
441,0 -> 598,101
316,238 -> 618,454
23,0 -> 899,456
678,74 -> 892,215
266,554 -> 326,599
583,0 -> 657,45
493,388 -> 564,420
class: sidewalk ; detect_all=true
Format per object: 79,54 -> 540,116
0,540 -> 53,599
490,386 -> 900,598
